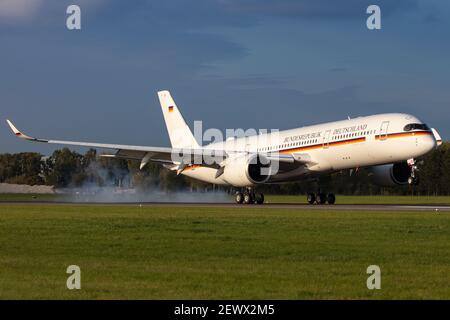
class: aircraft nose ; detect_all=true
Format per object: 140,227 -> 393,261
421,134 -> 437,153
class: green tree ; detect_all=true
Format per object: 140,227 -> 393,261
0,153 -> 44,185
44,148 -> 84,187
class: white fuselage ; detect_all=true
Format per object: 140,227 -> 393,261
181,113 -> 437,186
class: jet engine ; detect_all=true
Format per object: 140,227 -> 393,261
369,162 -> 411,186
222,154 -> 271,187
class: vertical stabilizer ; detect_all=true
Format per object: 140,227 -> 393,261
157,90 -> 199,149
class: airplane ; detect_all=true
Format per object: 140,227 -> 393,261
6,90 -> 442,205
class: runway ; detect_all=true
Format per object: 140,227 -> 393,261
1,201 -> 450,212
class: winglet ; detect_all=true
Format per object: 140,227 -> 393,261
431,128 -> 442,147
6,119 -> 44,141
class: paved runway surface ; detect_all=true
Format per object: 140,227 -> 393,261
1,201 -> 450,211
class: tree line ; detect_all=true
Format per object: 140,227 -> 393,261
0,143 -> 449,195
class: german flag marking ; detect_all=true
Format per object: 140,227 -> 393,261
182,165 -> 201,172
168,106 -> 174,113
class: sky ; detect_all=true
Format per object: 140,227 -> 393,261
1,0 -> 449,154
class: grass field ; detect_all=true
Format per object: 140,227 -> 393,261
1,204 -> 450,299
2,193 -> 450,205
265,195 -> 450,205
0,193 -> 60,201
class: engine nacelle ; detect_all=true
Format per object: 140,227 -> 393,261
369,162 -> 411,186
222,154 -> 271,187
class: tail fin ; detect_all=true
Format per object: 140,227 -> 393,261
157,90 -> 199,148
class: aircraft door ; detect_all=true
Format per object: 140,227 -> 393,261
379,121 -> 390,141
245,136 -> 252,153
323,130 -> 331,148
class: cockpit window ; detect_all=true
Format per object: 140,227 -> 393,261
404,123 -> 430,131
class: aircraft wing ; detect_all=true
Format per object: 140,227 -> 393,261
6,120 -> 312,169
7,119 -> 172,153
6,120 -> 229,169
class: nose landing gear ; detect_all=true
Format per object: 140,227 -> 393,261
407,158 -> 419,185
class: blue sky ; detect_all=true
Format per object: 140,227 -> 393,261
1,0 -> 449,154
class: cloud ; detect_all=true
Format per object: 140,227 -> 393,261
0,0 -> 43,22
423,12 -> 439,24
329,67 -> 347,73
1,0 -> 449,154
0,0 -> 110,25
221,0 -> 418,19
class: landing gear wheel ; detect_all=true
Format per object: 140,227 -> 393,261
235,192 -> 244,204
307,193 -> 316,205
243,192 -> 253,204
316,193 -> 327,205
408,176 -> 419,186
255,193 -> 264,204
327,193 -> 336,205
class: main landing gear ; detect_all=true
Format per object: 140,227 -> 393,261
235,188 -> 264,205
307,192 -> 336,205
407,158 -> 419,185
